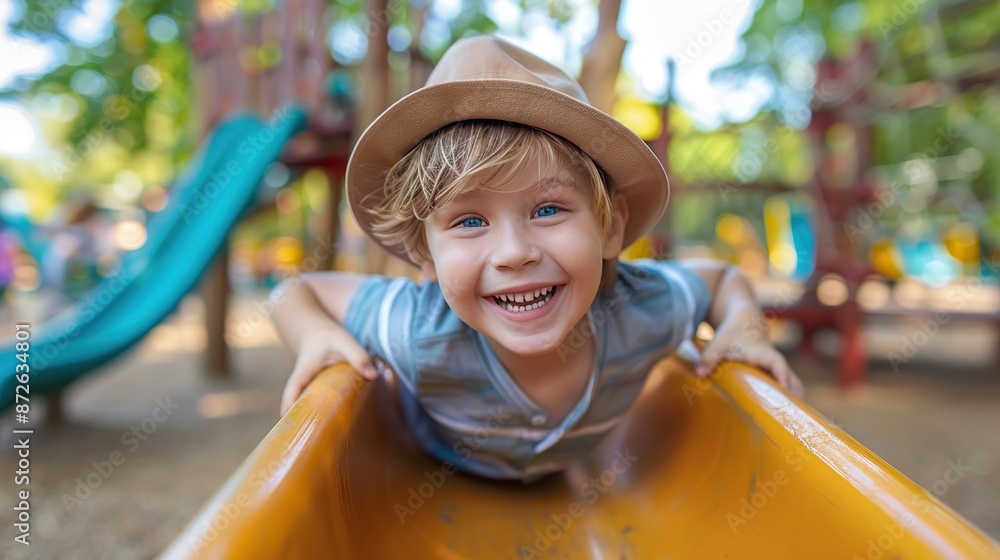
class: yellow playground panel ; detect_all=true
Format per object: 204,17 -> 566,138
162,359 -> 1000,559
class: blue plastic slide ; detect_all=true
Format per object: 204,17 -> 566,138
1,214 -> 48,266
0,106 -> 307,409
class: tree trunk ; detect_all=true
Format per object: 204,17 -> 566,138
353,0 -> 392,274
577,0 -> 627,115
354,0 -> 391,146
408,3 -> 433,93
203,247 -> 230,377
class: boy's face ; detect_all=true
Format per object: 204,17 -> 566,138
419,155 -> 626,359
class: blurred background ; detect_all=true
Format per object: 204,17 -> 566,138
0,0 -> 998,557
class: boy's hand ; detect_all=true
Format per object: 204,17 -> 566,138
280,328 -> 379,415
678,261 -> 804,398
695,319 -> 804,398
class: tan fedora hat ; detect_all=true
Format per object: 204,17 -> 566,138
346,34 -> 670,266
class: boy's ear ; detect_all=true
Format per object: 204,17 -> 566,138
419,257 -> 438,282
602,191 -> 629,259
411,228 -> 438,281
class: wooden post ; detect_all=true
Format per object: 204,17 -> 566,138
577,0 -> 626,114
353,0 -> 391,274
45,391 -> 64,425
408,3 -> 432,93
203,245 -> 230,377
354,0 -> 390,145
319,170 -> 342,271
193,0 -> 245,379
806,42 -> 876,386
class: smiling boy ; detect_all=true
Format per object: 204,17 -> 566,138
270,35 -> 803,481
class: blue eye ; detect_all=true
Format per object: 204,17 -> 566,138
534,205 -> 560,218
460,216 -> 484,228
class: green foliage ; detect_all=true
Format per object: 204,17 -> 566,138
4,0 -> 192,185
719,0 -> 1000,240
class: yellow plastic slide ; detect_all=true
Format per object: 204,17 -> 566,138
161,357 -> 1000,559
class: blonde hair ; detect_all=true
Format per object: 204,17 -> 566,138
365,119 -> 620,292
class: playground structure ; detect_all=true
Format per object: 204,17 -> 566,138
0,109 -> 306,408
190,0 -> 351,376
789,24 -> 1000,380
669,24 -> 1000,384
0,0 -> 345,401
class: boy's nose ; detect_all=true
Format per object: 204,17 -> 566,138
488,229 -> 542,271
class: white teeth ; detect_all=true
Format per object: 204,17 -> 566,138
496,285 -> 556,313
497,286 -> 553,303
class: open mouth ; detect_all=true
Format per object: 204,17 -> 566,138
490,285 -> 559,313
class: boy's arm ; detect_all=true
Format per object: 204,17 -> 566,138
675,259 -> 758,328
270,272 -> 380,414
676,259 -> 803,397
269,272 -> 370,354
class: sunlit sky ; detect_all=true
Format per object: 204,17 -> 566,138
0,0 -> 773,158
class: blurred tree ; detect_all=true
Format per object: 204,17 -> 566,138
577,0 -> 625,114
3,0 -> 605,195
3,0 -> 194,189
716,0 -> 1000,242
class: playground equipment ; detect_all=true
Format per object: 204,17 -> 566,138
0,214 -> 49,266
161,358 -> 1000,559
190,0 -> 356,374
0,107 -> 307,408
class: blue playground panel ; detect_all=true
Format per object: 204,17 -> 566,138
0,106 -> 307,408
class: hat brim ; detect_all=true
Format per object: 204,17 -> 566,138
346,79 -> 670,267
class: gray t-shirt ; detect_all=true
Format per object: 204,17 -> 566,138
344,258 -> 710,481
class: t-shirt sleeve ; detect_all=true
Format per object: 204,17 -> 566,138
342,275 -> 420,391
645,260 -> 711,341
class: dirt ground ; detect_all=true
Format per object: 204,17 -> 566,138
0,292 -> 998,559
